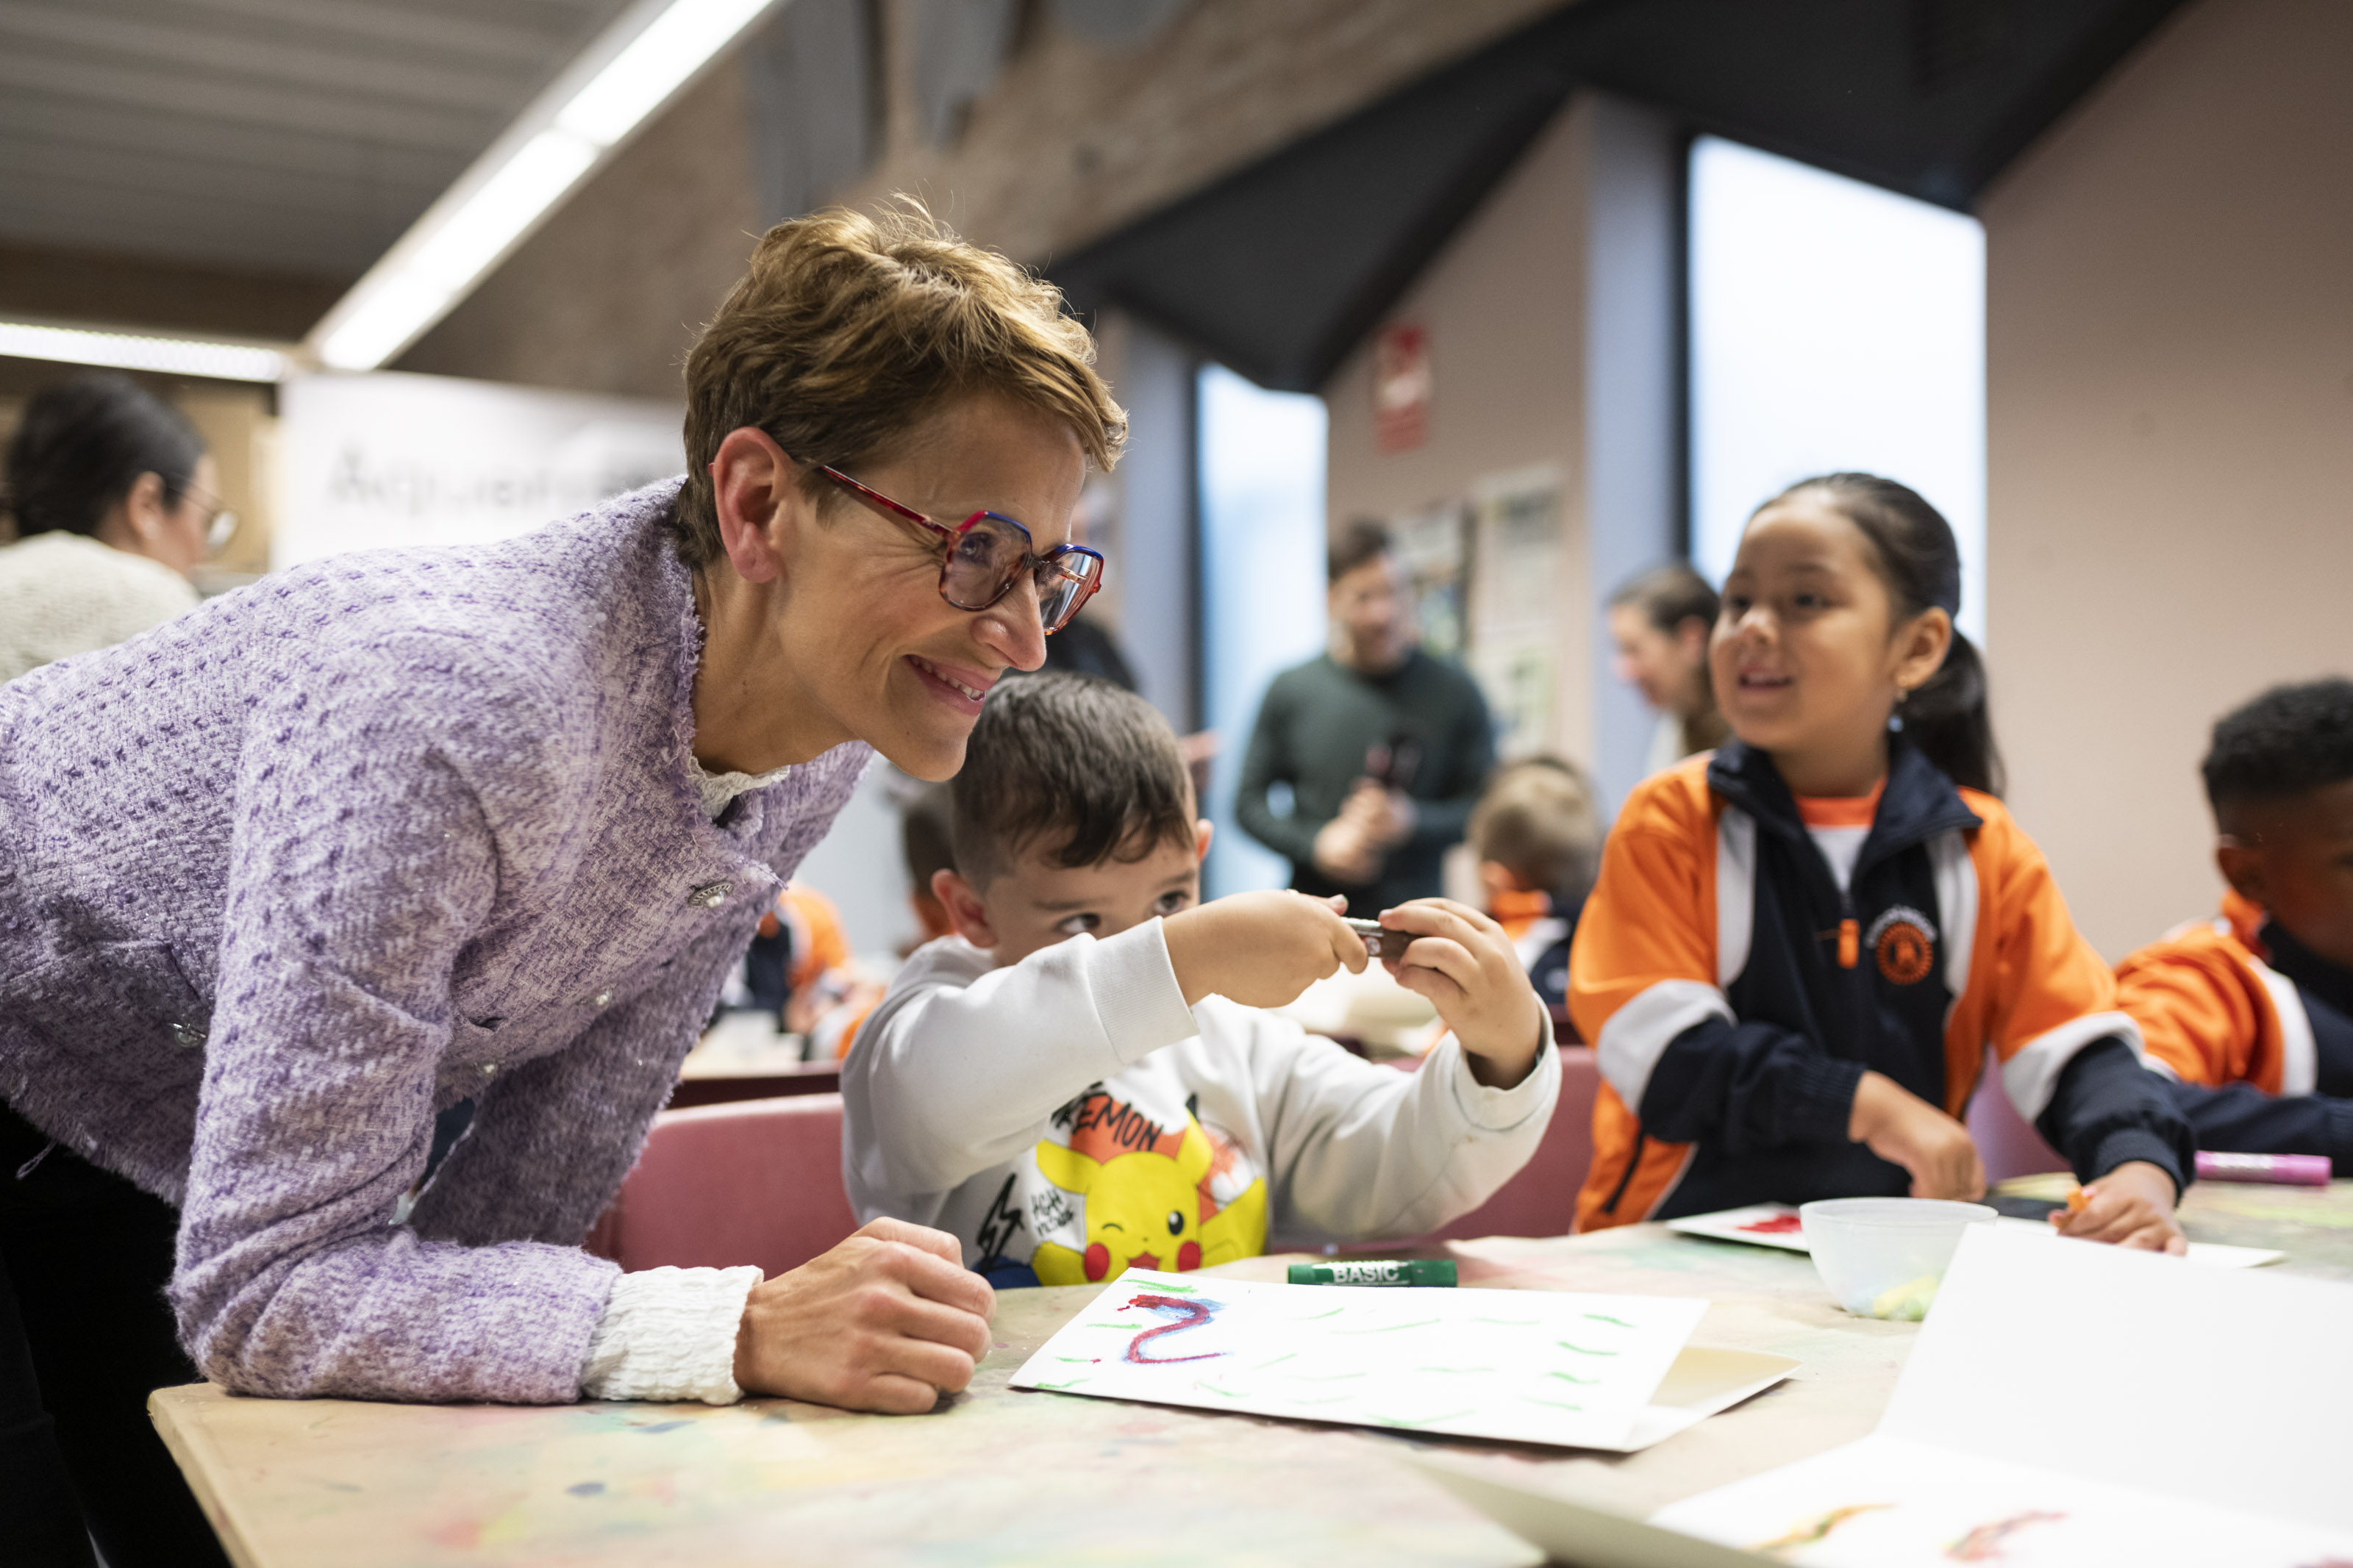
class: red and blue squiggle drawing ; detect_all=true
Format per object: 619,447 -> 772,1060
1121,1293 -> 1227,1364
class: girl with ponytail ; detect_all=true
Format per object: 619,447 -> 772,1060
1568,474 -> 2192,1253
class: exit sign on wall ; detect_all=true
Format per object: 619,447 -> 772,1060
1374,323 -> 1430,453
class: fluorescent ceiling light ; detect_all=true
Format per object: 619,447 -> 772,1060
557,0 -> 776,146
309,0 -> 783,373
407,131 -> 601,290
0,319 -> 287,382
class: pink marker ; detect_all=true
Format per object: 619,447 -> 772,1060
2196,1151 -> 2332,1186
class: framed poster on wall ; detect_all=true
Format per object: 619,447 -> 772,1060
1389,502 -> 1471,661
1467,464 -> 1563,760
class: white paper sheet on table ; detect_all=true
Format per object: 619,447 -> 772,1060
1009,1269 -> 1793,1452
1663,1201 -> 2285,1267
1420,1225 -> 2353,1566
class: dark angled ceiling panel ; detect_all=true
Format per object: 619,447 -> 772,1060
1053,0 -> 2188,391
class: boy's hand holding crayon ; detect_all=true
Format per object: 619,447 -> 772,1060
1163,889 -> 1369,1008
1373,897 -> 1546,1089
1160,892 -> 1544,1089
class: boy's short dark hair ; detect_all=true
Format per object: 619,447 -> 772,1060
2202,679 -> 2353,817
1467,756 -> 1603,909
1328,517 -> 1393,584
900,782 -> 956,892
951,674 -> 1195,887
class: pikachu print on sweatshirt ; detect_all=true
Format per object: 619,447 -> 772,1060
997,1084 -> 1268,1286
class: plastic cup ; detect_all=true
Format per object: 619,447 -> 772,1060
1798,1198 -> 1997,1320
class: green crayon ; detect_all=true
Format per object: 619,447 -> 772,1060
1285,1259 -> 1457,1288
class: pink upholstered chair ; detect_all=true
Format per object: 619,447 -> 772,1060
1360,1045 -> 1601,1244
587,1053 -> 1607,1276
585,1093 -> 858,1276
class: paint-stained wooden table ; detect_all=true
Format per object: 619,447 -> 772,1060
151,1183 -> 2353,1568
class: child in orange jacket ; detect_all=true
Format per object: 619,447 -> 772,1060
1570,474 -> 2190,1249
2115,680 -> 2353,1162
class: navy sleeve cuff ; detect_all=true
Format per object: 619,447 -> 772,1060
2088,1128 -> 2187,1199
1798,1055 -> 1869,1145
2325,1101 -> 2353,1168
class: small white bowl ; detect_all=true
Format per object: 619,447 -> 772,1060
1799,1198 -> 1998,1320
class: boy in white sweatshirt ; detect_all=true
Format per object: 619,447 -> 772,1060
842,675 -> 1560,1287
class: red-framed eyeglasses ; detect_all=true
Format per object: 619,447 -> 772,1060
793,456 -> 1104,634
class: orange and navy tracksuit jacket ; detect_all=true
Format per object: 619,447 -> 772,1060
2114,891 -> 2353,1160
1571,740 -> 2192,1231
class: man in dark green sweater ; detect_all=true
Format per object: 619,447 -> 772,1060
1238,519 -> 1494,913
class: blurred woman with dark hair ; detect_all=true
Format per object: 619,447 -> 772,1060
0,372 -> 221,684
1608,561 -> 1731,776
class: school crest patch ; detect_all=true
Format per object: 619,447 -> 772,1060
1866,905 -> 1937,986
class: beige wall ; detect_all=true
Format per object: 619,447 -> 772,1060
1325,105 -> 1593,759
1322,95 -> 1679,801
1982,0 -> 2353,959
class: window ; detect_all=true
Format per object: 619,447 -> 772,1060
1689,136 -> 1987,642
1195,363 -> 1329,897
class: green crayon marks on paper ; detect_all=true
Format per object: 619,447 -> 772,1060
1521,1395 -> 1585,1411
1583,1314 -> 1636,1328
1332,1318 -> 1440,1334
1557,1341 -> 1619,1356
1032,1378 -> 1088,1390
1546,1371 -> 1599,1385
1370,1409 -> 1472,1429
1287,1259 -> 1457,1287
1288,1306 -> 1344,1321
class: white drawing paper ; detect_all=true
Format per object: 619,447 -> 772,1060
1664,1203 -> 2284,1267
1651,1433 -> 2353,1567
1010,1270 -> 1743,1451
1424,1225 -> 2353,1566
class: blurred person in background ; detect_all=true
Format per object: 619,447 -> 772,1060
1465,756 -> 1603,1025
0,372 -> 219,684
1239,518 -> 1493,912
742,883 -> 885,1059
1036,607 -> 1136,689
1608,562 -> 1729,776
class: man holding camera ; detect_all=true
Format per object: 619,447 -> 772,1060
1237,518 -> 1496,911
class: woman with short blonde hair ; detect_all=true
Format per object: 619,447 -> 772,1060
0,204 -> 1121,1564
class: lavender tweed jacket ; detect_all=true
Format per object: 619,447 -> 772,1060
0,478 -> 868,1403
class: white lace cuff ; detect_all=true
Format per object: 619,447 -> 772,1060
579,1265 -> 762,1404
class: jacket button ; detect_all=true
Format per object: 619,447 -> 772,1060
168,1022 -> 205,1050
591,991 -> 613,1009
479,1062 -> 499,1078
688,880 -> 734,908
